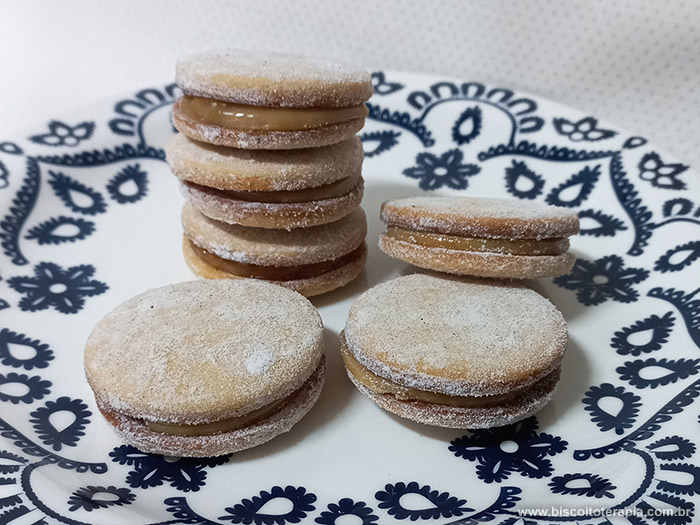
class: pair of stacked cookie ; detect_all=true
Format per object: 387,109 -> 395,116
340,196 -> 581,428
166,51 -> 373,296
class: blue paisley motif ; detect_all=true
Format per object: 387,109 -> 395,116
548,473 -> 616,499
106,164 -> 148,204
504,160 -> 544,200
617,358 -> 700,389
360,130 -> 401,158
647,436 -> 696,460
25,216 -> 95,245
451,106 -> 482,145
582,383 -> 641,434
374,482 -> 471,520
578,209 -> 627,237
655,242 -> 700,273
0,329 -> 54,370
545,164 -> 601,208
29,397 -> 91,451
0,372 -> 51,404
219,486 -> 316,525
48,171 -> 106,215
611,312 -> 675,356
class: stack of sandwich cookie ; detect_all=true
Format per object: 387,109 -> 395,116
379,196 -> 579,278
166,50 -> 373,295
84,280 -> 325,457
341,274 -> 567,428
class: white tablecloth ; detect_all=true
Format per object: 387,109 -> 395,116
2,0 -> 698,165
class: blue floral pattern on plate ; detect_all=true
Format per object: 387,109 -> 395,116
1,72 -> 699,523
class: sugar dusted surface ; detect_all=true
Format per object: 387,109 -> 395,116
344,274 -> 567,396
99,358 -> 326,457
84,280 -> 323,424
166,133 -> 363,191
182,204 -> 367,265
382,196 -> 580,239
181,178 -> 364,230
176,50 -> 372,108
379,235 -> 576,279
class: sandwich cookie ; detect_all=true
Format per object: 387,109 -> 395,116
342,274 -> 567,428
84,280 -> 325,457
379,196 -> 580,279
182,204 -> 367,297
173,50 -> 373,149
167,134 -> 364,229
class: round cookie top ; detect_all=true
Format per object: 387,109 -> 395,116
344,274 -> 567,396
176,50 -> 373,108
183,204 -> 367,266
166,134 -> 363,191
382,196 -> 580,239
84,280 -> 323,424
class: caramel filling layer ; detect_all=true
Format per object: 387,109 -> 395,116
145,398 -> 287,436
179,95 -> 369,131
187,173 -> 360,204
188,238 -> 364,281
386,227 -> 567,256
341,343 -> 517,408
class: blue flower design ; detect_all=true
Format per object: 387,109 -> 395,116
0,372 -> 51,404
553,116 -> 616,142
0,141 -> 23,155
504,160 -> 544,200
639,152 -> 689,190
617,358 -> 700,389
449,417 -> 568,483
7,262 -> 108,314
553,255 -> 649,306
648,436 -> 696,461
25,216 -> 95,245
371,72 -> 404,95
582,383 -> 641,434
611,312 -> 675,356
109,445 -> 230,492
403,149 -> 480,190
315,498 -> 378,525
549,473 -> 616,499
0,328 -> 54,370
220,485 -> 316,525
452,106 -> 482,145
655,242 -> 700,273
375,482 -> 471,520
545,164 -> 601,208
360,130 -> 401,158
578,209 -> 627,237
106,164 -> 149,204
29,120 -> 95,147
29,397 -> 91,451
48,171 -> 107,215
67,485 -> 135,512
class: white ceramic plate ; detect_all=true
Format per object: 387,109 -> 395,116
1,70 -> 699,524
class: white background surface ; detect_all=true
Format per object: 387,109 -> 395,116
1,0 -> 698,166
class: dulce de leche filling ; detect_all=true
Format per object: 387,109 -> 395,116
385,226 -> 568,256
145,398 -> 288,436
188,238 -> 364,281
341,342 -> 518,408
178,95 -> 369,132
186,172 -> 360,204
